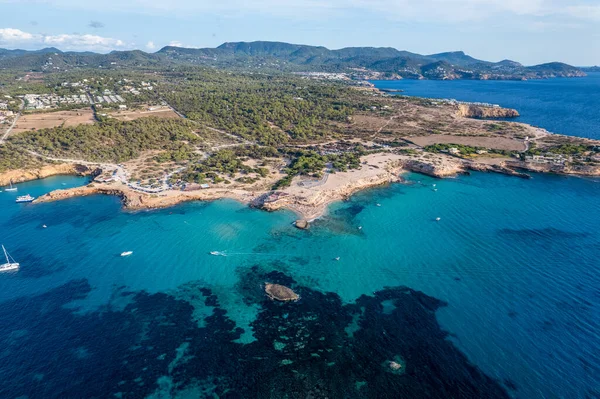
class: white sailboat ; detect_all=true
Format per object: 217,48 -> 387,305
0,245 -> 19,272
5,181 -> 17,192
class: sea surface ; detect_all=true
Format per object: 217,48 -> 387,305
372,72 -> 600,140
1,79 -> 599,398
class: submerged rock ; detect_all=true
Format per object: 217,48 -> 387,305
295,219 -> 309,229
264,283 -> 299,302
383,356 -> 406,375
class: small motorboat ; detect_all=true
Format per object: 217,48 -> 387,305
334,257 -> 340,261
376,203 -> 381,207
358,226 -> 362,230
433,188 -> 438,192
42,225 -> 47,229
120,251 -> 133,257
210,251 -> 226,256
435,217 -> 441,222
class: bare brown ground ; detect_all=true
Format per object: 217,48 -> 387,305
12,109 -> 95,134
109,107 -> 180,121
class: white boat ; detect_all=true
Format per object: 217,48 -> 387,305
16,194 -> 35,203
5,181 -> 17,192
210,251 -> 226,256
120,251 -> 133,257
436,217 -> 441,221
0,245 -> 19,272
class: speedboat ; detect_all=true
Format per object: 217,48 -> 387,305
0,245 -> 19,272
435,217 -> 441,221
16,194 -> 35,203
210,251 -> 226,256
120,251 -> 133,257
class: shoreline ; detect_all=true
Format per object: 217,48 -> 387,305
0,163 -> 99,187
29,151 -> 599,224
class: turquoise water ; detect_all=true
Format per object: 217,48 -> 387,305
372,72 -> 600,140
0,171 -> 598,397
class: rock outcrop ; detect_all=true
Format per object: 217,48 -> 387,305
401,157 -> 465,177
295,219 -> 309,229
264,283 -> 299,302
457,104 -> 519,119
505,160 -> 600,176
401,156 -> 530,179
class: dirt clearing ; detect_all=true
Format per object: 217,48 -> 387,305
12,109 -> 95,134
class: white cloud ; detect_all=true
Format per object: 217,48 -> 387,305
0,28 -> 127,51
566,5 -> 600,21
168,41 -> 183,47
146,41 -> 156,50
0,28 -> 35,42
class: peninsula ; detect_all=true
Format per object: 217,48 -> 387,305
1,67 -> 599,226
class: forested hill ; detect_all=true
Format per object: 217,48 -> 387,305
0,41 -> 586,80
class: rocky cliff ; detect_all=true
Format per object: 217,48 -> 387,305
0,163 -> 99,186
457,104 -> 519,119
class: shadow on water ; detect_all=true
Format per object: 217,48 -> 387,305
0,268 -> 512,398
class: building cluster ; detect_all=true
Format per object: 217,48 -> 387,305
94,90 -> 125,104
0,109 -> 15,124
24,93 -> 92,110
119,79 -> 154,96
295,72 -> 350,81
524,154 -> 570,165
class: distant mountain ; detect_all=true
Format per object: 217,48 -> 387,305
0,41 -> 586,80
580,66 -> 600,73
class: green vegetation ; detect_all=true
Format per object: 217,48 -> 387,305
174,148 -> 272,184
524,143 -> 592,157
161,70 -> 379,145
0,143 -> 45,173
424,143 -> 514,157
273,150 -> 361,189
10,117 -> 200,163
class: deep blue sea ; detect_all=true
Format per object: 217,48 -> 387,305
372,72 -> 600,140
1,79 -> 600,398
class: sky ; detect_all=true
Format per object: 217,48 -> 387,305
0,0 -> 599,66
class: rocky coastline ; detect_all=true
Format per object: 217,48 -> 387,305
0,163 -> 100,187
456,104 -> 520,119
31,150 -> 598,226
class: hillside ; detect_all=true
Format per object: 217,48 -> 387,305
0,41 -> 586,80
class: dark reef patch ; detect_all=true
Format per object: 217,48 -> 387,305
0,270 -> 510,398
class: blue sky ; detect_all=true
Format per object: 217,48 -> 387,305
0,0 -> 599,65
